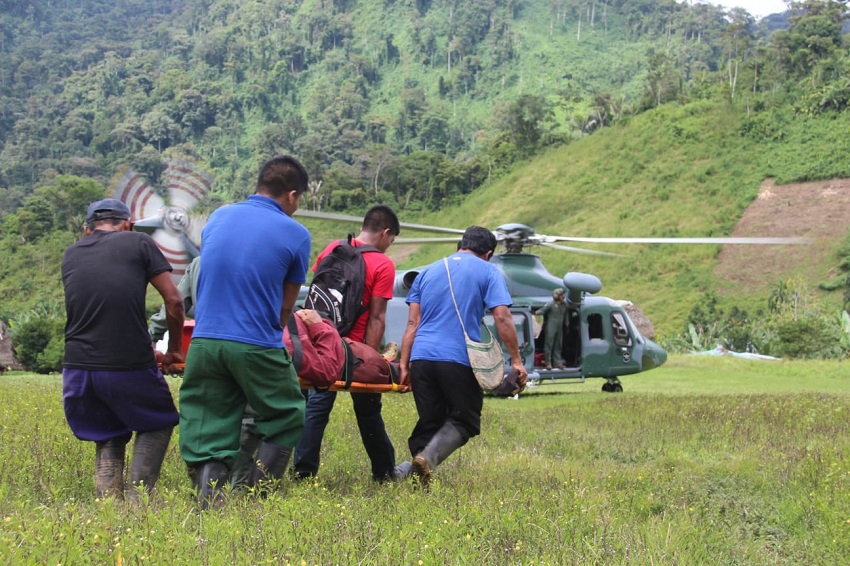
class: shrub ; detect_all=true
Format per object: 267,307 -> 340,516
9,304 -> 65,373
669,280 -> 850,360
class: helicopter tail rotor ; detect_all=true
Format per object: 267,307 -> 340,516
113,158 -> 214,281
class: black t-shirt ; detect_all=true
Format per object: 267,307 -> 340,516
62,230 -> 172,370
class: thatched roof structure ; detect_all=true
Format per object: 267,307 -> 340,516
0,320 -> 24,371
615,300 -> 656,340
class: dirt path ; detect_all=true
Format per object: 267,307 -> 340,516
715,178 -> 850,295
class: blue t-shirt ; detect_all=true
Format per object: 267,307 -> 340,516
193,194 -> 311,348
407,252 -> 511,365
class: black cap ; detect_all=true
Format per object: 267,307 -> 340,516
86,198 -> 131,223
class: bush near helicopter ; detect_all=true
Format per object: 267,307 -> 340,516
116,162 -> 807,393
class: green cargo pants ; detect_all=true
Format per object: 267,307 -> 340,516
178,338 -> 305,469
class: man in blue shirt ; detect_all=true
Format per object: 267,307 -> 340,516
178,155 -> 311,505
399,226 -> 527,488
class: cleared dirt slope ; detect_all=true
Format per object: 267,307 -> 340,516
715,178 -> 850,296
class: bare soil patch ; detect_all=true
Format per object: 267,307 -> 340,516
715,178 -> 850,295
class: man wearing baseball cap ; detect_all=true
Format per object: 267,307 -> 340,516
61,197 -> 185,500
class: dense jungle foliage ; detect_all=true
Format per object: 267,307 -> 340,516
2,0 -> 850,371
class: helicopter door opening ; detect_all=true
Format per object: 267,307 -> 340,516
561,308 -> 581,367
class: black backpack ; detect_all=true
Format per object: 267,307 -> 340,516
304,234 -> 379,337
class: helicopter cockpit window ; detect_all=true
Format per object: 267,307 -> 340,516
587,313 -> 604,340
611,312 -> 633,347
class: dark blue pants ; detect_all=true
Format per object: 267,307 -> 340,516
293,388 -> 396,480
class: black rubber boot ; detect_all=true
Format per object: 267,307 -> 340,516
229,429 -> 260,489
193,461 -> 229,509
128,426 -> 173,499
411,422 -> 466,489
95,438 -> 127,500
248,441 -> 293,488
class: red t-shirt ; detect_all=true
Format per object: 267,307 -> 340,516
312,238 -> 395,343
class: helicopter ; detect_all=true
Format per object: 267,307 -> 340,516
116,162 -> 807,393
294,210 -> 805,392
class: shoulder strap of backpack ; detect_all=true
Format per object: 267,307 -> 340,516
286,315 -> 303,372
340,339 -> 356,389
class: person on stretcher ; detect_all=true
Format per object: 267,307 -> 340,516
282,308 -> 402,388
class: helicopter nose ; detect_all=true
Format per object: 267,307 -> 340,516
641,340 -> 668,370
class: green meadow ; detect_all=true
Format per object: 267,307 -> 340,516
1,356 -> 847,564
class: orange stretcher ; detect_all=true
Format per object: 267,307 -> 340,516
298,377 -> 409,393
161,363 -> 409,393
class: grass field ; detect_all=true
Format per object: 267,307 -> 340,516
0,356 -> 848,564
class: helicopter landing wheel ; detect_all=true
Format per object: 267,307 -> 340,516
602,380 -> 623,393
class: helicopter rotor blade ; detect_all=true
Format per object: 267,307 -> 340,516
394,237 -> 463,244
152,229 -> 193,283
165,158 -> 214,211
295,210 -> 466,235
539,242 -> 622,257
113,166 -> 165,220
541,236 -> 811,245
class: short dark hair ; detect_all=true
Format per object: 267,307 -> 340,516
256,155 -> 309,198
86,217 -> 125,231
458,225 -> 497,257
362,205 -> 400,236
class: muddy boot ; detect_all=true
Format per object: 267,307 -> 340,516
95,438 -> 127,500
411,422 -> 466,490
248,441 -> 293,490
193,461 -> 229,509
128,427 -> 173,500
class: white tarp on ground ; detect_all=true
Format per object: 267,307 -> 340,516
693,345 -> 781,361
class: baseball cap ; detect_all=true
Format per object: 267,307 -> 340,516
86,198 -> 131,223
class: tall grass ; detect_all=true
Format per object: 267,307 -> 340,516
1,357 -> 848,564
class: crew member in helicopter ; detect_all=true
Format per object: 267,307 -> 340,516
537,287 -> 568,370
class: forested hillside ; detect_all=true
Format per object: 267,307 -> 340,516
4,0 -> 850,371
0,0 -> 783,212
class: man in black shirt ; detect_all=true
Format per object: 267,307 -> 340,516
62,198 -> 185,500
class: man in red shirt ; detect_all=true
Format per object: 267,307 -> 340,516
293,205 -> 404,481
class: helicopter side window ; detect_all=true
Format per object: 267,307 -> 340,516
611,312 -> 633,347
587,313 -> 604,340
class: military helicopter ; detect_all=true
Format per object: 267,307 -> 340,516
116,162 -> 807,393
295,210 -> 806,392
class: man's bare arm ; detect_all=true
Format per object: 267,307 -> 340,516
363,296 -> 388,351
399,302 -> 420,390
150,271 -> 185,366
280,281 -> 303,328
